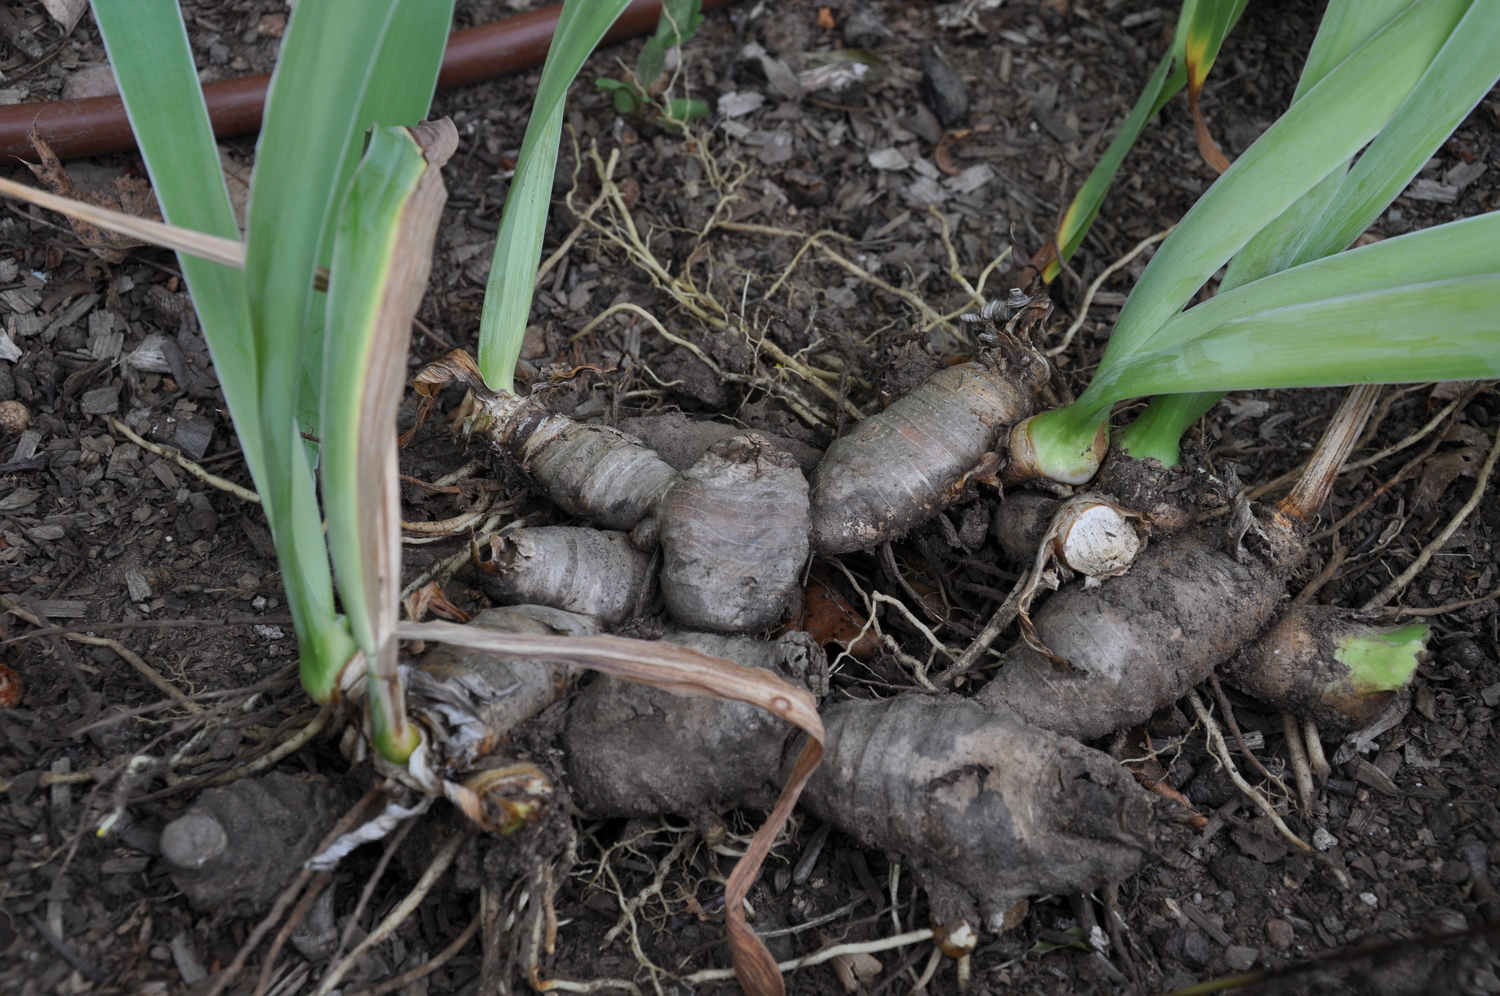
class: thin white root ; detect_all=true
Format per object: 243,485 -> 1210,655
1282,713 -> 1317,812
871,592 -> 957,661
1361,423 -> 1500,611
1187,690 -> 1313,856
911,944 -> 943,993
532,976 -> 641,995
601,833 -> 692,948
537,148 -> 619,288
1048,228 -> 1171,357
1303,717 -> 1331,784
1,595 -> 200,711
681,928 -> 938,984
109,416 -> 261,503
313,830 -> 468,996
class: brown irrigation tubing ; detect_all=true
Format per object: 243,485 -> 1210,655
0,0 -> 733,161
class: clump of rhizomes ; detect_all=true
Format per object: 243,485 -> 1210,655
409,304 -> 1384,964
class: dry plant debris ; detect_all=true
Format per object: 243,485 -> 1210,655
5,3 -> 1500,996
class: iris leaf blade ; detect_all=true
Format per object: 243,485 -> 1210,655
1091,275 -> 1500,402
90,2 -> 262,481
245,0 -> 408,696
477,0 -> 633,392
1092,0 -> 1470,379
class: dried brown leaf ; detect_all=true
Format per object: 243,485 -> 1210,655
354,119 -> 458,700
1187,80 -> 1231,175
1430,381 -> 1467,405
0,660 -> 22,708
403,580 -> 471,624
792,567 -> 878,660
24,127 -> 162,263
1415,447 -> 1483,506
401,348 -> 492,447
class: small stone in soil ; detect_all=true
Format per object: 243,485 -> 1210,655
1224,945 -> 1258,971
1161,927 -> 1215,969
843,4 -> 891,48
919,44 -> 968,127
1265,918 -> 1294,950
124,569 -> 152,602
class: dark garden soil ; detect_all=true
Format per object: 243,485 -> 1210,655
3,1 -> 1500,994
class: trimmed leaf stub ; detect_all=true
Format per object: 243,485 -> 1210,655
1223,606 -> 1428,735
1336,623 -> 1428,693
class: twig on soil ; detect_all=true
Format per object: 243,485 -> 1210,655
1159,921 -> 1500,996
327,809 -> 420,967
1343,384 -> 1485,473
1186,689 -> 1320,862
399,509 -> 511,599
1360,423 -> 1500,612
760,896 -> 871,938
255,870 -> 334,996
312,828 -> 470,996
1070,893 -> 1130,988
122,706 -> 328,806
204,788 -> 385,996
400,462 -> 488,492
938,571 -> 1027,686
1282,713 -> 1317,812
1290,536 -> 1347,607
345,907 -> 482,996
1,615 -> 296,646
412,317 -> 454,351
111,413 -> 512,539
1104,881 -> 1151,985
401,496 -> 511,539
24,911 -> 106,982
64,665 -> 296,735
531,977 -> 641,994
199,705 -> 330,788
1247,384 -> 1479,502
1048,227 -> 1172,358
1302,718 -> 1332,784
1308,410 -> 1455,544
1372,584 -> 1500,617
108,415 -> 260,502
1208,673 -> 1292,800
1,595 -> 200,711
